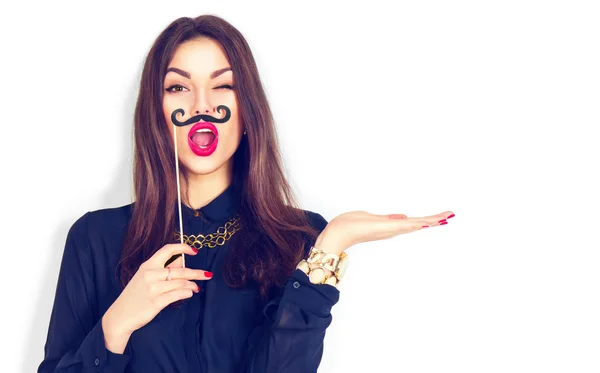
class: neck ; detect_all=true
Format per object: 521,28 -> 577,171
180,164 -> 232,210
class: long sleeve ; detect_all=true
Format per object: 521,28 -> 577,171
38,212 -> 131,373
238,212 -> 341,373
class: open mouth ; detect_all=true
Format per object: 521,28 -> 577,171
190,128 -> 216,148
187,122 -> 219,156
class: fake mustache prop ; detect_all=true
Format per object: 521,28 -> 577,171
170,105 -> 231,126
167,104 -> 232,268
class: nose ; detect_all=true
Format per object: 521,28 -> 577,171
192,90 -> 214,117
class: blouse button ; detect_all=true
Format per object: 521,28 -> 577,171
194,211 -> 200,217
293,281 -> 300,289
94,358 -> 100,366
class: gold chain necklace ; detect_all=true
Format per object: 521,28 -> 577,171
173,213 -> 241,250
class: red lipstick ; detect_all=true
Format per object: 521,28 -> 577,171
188,121 -> 218,156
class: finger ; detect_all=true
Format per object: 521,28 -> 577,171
165,255 -> 183,268
146,243 -> 198,268
154,288 -> 195,309
152,279 -> 199,295
412,220 -> 433,229
425,211 -> 455,221
148,267 -> 213,282
375,218 -> 428,236
388,218 -> 432,230
364,218 -> 431,242
167,267 -> 214,281
410,211 -> 454,226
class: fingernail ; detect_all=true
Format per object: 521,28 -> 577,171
196,284 -> 201,292
422,225 -> 429,228
204,271 -> 213,278
440,221 -> 448,225
191,247 -> 199,253
438,219 -> 447,223
447,214 -> 455,219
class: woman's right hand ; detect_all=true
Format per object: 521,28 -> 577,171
101,243 -> 213,353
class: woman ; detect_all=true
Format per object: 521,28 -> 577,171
38,14 -> 454,373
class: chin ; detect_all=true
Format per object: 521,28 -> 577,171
182,160 -> 223,176
183,148 -> 236,173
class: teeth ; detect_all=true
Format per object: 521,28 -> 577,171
195,128 -> 214,134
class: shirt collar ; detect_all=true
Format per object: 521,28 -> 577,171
178,183 -> 241,222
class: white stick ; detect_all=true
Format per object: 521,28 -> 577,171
173,124 -> 186,268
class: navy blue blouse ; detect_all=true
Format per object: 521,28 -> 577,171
38,184 -> 340,372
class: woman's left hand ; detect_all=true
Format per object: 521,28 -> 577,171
315,210 -> 455,255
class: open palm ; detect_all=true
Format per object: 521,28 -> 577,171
318,210 -> 455,255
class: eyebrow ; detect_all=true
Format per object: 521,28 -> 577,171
165,66 -> 232,80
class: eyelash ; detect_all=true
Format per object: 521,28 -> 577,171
165,84 -> 234,93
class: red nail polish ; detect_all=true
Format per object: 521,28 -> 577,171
422,225 -> 429,228
447,214 -> 455,219
191,247 -> 199,253
204,271 -> 213,278
438,219 -> 447,223
440,221 -> 448,225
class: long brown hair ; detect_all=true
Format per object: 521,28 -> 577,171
117,14 -> 321,299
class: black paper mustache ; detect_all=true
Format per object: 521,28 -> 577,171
170,105 -> 231,127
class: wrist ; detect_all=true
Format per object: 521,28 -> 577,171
102,307 -> 133,339
315,228 -> 346,256
298,243 -> 349,288
102,312 -> 132,355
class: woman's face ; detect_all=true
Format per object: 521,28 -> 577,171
162,37 -> 243,178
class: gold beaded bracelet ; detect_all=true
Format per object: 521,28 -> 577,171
295,246 -> 349,289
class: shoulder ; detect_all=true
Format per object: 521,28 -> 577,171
69,202 -> 134,244
62,202 -> 134,265
86,202 -> 134,227
302,209 -> 329,233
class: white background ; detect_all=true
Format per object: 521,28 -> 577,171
1,1 -> 599,372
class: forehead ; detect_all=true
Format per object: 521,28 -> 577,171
166,37 -> 230,78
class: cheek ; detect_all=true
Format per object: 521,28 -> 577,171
228,110 -> 243,138
216,123 -> 242,152
163,96 -> 187,126
177,127 -> 190,144
163,104 -> 186,134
